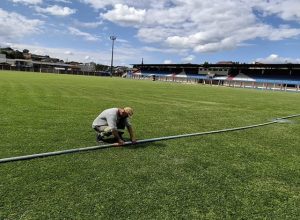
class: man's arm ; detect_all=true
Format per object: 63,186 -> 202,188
106,111 -> 124,145
127,125 -> 136,143
112,129 -> 124,145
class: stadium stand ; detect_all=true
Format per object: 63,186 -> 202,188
131,63 -> 300,92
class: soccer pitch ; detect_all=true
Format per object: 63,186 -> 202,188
0,71 -> 299,219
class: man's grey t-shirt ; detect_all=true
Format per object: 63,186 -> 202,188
92,108 -> 131,129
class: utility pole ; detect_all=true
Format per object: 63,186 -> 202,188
110,36 -> 116,77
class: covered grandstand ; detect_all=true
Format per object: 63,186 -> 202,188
131,63 -> 300,92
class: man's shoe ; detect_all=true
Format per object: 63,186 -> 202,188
96,133 -> 104,142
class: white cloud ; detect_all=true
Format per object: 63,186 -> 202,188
115,38 -> 129,44
163,60 -> 172,64
143,1 -> 300,52
6,43 -> 96,63
35,5 -> 76,16
5,0 -> 300,65
101,4 -> 146,26
80,0 -> 171,10
0,8 -> 43,42
6,42 -> 145,65
73,20 -> 103,29
54,0 -> 71,3
64,51 -> 73,55
68,27 -> 100,41
80,0 -> 119,9
10,0 -> 42,4
181,55 -> 195,63
256,54 -> 300,64
251,0 -> 300,22
94,0 -> 300,54
143,46 -> 188,55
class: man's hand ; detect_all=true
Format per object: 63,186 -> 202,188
131,139 -> 137,144
112,129 -> 124,146
127,126 -> 137,144
117,139 -> 125,145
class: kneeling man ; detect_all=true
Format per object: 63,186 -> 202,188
92,107 -> 137,145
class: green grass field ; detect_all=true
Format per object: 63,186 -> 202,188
0,70 -> 299,219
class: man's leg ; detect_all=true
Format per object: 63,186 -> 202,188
94,126 -> 112,142
94,125 -> 125,142
95,126 -> 113,136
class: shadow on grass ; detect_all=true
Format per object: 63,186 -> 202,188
99,137 -> 167,150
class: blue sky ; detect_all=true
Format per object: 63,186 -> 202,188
1,0 -> 300,66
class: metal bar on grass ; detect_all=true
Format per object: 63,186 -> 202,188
1,114 -> 300,164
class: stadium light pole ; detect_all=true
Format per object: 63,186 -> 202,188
110,36 -> 116,77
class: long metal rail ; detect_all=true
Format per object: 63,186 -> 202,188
0,114 -> 299,164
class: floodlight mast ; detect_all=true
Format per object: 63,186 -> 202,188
110,36 -> 116,77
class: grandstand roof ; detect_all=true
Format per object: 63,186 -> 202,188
132,63 -> 300,69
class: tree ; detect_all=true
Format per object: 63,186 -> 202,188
203,61 -> 209,68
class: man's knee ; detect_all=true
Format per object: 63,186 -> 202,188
100,126 -> 113,137
94,126 -> 112,134
93,126 -> 101,132
102,127 -> 112,133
